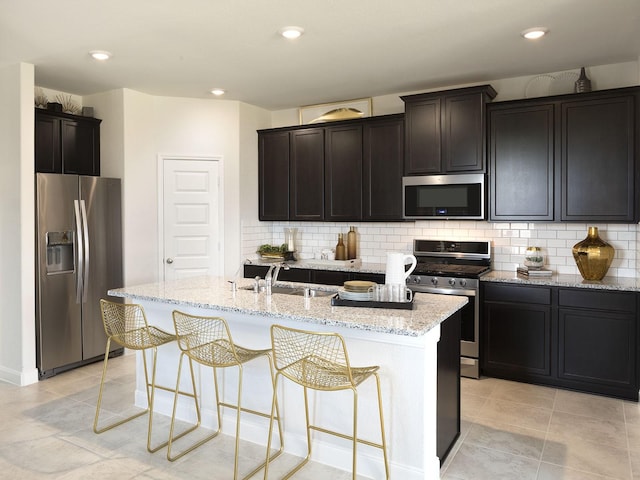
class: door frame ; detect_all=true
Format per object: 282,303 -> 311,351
157,154 -> 224,281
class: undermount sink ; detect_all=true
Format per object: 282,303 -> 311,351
240,285 -> 335,297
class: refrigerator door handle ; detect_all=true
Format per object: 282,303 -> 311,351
80,199 -> 90,303
73,200 -> 84,303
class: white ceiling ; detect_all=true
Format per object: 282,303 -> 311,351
1,0 -> 639,110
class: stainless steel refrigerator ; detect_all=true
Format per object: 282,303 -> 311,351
35,173 -> 123,379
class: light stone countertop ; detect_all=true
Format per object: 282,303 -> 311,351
482,270 -> 640,292
108,276 -> 468,337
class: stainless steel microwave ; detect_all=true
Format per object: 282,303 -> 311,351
402,174 -> 485,220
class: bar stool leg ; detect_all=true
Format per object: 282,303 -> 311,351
94,339 -> 148,434
167,353 -> 220,461
374,373 -> 390,480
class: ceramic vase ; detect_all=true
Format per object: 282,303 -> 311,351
572,227 -> 614,280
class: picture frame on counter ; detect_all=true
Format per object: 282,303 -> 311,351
299,97 -> 372,125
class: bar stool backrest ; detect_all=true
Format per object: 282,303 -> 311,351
99,300 -> 152,349
270,325 -> 355,389
172,311 -> 240,367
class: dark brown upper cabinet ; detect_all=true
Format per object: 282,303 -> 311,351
488,86 -> 639,223
401,85 -> 496,175
258,130 -> 290,220
35,108 -> 101,176
363,115 -> 404,220
324,124 -> 363,221
257,113 -> 404,222
290,128 -> 325,220
489,102 -> 555,221
560,92 -> 636,222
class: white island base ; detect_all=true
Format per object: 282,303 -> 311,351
111,277 -> 466,480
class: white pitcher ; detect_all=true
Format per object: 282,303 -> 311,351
385,252 -> 417,284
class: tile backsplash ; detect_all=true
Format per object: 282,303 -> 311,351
241,220 -> 639,278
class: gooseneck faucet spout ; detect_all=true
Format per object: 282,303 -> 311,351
265,262 -> 290,296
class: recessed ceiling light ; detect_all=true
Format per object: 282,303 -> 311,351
210,88 -> 225,96
521,27 -> 549,40
89,50 -> 112,61
280,26 -> 304,40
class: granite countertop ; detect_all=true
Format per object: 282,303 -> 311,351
483,270 -> 640,292
108,276 -> 467,337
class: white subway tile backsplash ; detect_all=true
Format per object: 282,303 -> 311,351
241,221 -> 639,278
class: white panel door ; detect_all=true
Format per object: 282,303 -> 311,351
162,158 -> 221,281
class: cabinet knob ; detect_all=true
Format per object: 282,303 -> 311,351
166,258 -> 174,264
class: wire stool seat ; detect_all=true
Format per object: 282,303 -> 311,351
168,310 -> 283,480
93,299 -> 197,453
263,324 -> 389,479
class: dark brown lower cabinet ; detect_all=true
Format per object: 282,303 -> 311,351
437,310 -> 461,464
243,265 -> 381,285
481,282 -> 639,400
483,283 -> 552,381
558,288 -> 638,399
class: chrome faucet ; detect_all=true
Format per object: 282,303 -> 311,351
265,262 -> 290,295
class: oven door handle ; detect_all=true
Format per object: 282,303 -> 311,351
414,287 -> 477,296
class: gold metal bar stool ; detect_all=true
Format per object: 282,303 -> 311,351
94,299 -> 197,453
167,310 -> 283,480
263,324 -> 390,480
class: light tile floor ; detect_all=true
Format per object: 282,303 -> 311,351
1,354 -> 638,479
442,376 -> 640,480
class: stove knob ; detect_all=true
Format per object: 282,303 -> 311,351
448,278 -> 456,286
460,278 -> 467,287
431,277 -> 438,285
413,276 -> 421,284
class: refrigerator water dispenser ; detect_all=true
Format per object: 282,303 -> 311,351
46,231 -> 74,274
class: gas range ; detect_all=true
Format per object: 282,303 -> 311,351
407,239 -> 491,379
408,239 -> 491,291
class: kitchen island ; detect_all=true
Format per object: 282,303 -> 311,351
109,276 -> 467,479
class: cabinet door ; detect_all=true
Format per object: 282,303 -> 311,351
443,93 -> 486,172
404,97 -> 441,174
258,131 -> 290,220
558,289 -> 637,397
35,113 -> 62,173
244,264 -> 270,279
483,301 -> 552,378
363,116 -> 404,220
290,128 -> 324,220
560,94 -> 635,221
350,272 -> 385,284
489,104 -> 554,221
61,118 -> 100,176
311,270 -> 350,286
324,124 -> 362,221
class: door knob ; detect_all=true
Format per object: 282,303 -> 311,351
166,258 -> 174,264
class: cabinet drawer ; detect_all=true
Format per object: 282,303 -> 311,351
311,270 -> 351,286
483,283 -> 551,305
558,288 -> 636,313
279,268 -> 311,283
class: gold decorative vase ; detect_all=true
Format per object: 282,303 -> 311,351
572,227 -> 614,280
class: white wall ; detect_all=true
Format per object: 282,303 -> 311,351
270,60 -> 640,127
84,90 -> 269,284
0,63 -> 38,385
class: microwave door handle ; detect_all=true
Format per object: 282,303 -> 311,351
80,200 -> 90,303
73,200 -> 83,303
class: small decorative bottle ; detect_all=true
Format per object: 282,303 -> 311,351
347,226 -> 357,260
335,233 -> 347,260
575,67 -> 592,93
